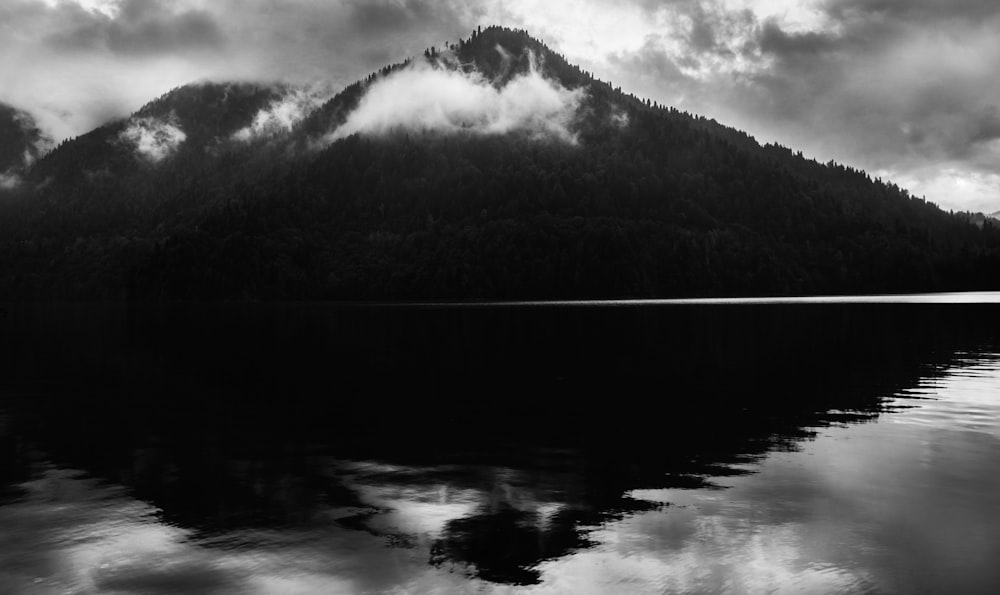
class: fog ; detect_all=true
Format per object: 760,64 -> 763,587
119,114 -> 187,162
232,86 -> 332,142
0,173 -> 20,190
325,52 -> 584,144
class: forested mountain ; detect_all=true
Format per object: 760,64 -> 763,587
2,26 -> 999,300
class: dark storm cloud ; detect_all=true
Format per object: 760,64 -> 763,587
52,10 -> 223,56
686,3 -> 755,58
825,0 -> 1000,23
968,107 -> 1000,147
211,0 -> 489,88
757,20 -> 838,57
642,1 -> 757,65
347,0 -> 442,32
107,9 -> 223,56
41,0 -> 224,56
608,38 -> 689,86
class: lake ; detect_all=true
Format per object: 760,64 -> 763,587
1,295 -> 998,594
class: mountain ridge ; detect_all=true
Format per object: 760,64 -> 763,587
1,26 -> 999,300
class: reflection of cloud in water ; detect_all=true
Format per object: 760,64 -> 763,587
0,461 -> 560,594
892,354 -> 1000,439
529,514 -> 876,594
526,357 -> 1000,594
2,354 -> 997,593
329,459 -> 484,535
0,435 -> 912,593
363,487 -> 479,535
0,468 -> 242,594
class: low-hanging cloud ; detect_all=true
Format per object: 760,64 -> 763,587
325,52 -> 585,144
0,150 -> 34,190
232,86 -> 332,142
0,172 -> 21,190
119,113 -> 186,162
1,105 -> 53,189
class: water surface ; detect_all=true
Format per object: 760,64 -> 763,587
0,297 -> 998,593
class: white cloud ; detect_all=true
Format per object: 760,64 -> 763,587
232,85 -> 331,142
118,113 -> 186,162
34,0 -> 122,18
885,167 -> 1000,214
326,52 -> 584,144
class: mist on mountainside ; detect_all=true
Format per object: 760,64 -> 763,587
324,49 -> 584,145
0,104 -> 52,188
233,85 -> 334,143
119,114 -> 187,163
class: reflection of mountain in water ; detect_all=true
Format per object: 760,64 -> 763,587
0,303 -> 997,585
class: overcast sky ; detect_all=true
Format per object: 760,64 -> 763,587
2,0 -> 998,212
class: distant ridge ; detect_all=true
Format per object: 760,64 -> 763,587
1,26 -> 999,300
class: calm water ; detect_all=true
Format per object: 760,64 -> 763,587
1,297 -> 998,594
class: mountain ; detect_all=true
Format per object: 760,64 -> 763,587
2,26 -> 999,300
989,211 -> 1000,221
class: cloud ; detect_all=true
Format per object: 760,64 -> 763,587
0,172 -> 21,190
119,113 -> 187,162
325,51 -> 584,144
45,0 -> 224,56
824,0 -> 1000,24
232,85 -> 332,142
757,19 -> 838,57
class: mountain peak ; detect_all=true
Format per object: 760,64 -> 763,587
423,25 -> 589,90
300,25 -> 621,148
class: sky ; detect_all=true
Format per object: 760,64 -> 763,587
2,0 -> 998,213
